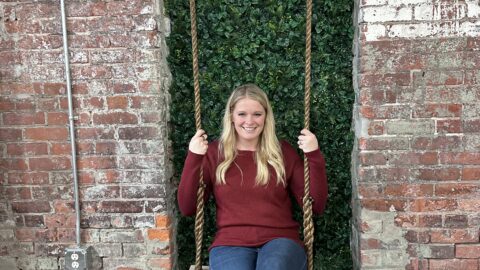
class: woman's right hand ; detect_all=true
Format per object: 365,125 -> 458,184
189,129 -> 208,155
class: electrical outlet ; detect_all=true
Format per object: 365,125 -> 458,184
65,247 -> 88,270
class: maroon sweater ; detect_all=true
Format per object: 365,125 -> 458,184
178,140 -> 328,249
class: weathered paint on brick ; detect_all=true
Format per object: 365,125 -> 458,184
0,0 -> 174,269
353,0 -> 480,269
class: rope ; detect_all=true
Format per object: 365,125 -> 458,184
189,0 -> 206,269
303,0 -> 315,269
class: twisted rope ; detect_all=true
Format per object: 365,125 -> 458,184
303,0 -> 314,269
189,0 -> 206,269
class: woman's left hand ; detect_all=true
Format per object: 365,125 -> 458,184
297,129 -> 319,153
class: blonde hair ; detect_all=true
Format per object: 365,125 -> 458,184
216,84 -> 285,186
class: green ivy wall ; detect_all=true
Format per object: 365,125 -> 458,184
166,1 -> 354,269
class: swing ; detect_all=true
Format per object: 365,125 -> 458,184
187,0 -> 315,269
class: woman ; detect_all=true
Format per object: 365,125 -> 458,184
178,84 -> 328,270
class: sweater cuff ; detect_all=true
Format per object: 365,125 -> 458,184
304,148 -> 323,161
186,150 -> 205,163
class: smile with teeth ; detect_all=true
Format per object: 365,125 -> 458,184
242,126 -> 257,133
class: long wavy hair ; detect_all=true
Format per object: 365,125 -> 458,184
216,84 -> 285,186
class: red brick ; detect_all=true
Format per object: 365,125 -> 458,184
95,142 -> 117,155
4,187 -> 32,200
15,228 -> 36,241
92,112 -> 138,125
0,97 -> 15,111
57,228 -> 76,241
44,214 -> 76,228
406,258 -> 429,270
76,128 -> 115,140
0,128 -> 22,141
358,184 -> 382,198
376,167 -> 410,182
77,142 -> 95,154
425,71 -> 464,86
3,111 -> 44,126
0,51 -> 22,65
71,65 -> 112,79
140,112 -> 161,123
78,156 -> 116,170
367,121 -> 384,135
394,213 -> 417,228
7,143 -> 48,156
147,228 -> 170,241
430,229 -> 479,243
147,258 -> 172,269
404,230 -> 429,243
97,201 -> 143,213
361,199 -> 408,211
35,229 -> 58,242
412,136 -> 462,150
112,82 -> 137,93
118,127 -> 158,140
81,185 -> 120,200
106,96 -> 128,109
429,259 -> 478,270
389,152 -> 438,165
69,34 -> 110,49
49,143 -> 71,155
410,199 -> 457,212
436,119 -> 463,133
155,215 -> 171,228
456,244 -> 480,258
0,158 -> 28,170
95,170 -> 121,184
413,104 -> 461,118
428,245 -> 455,258
435,184 -> 480,197
440,152 -> 480,165
417,168 -> 461,181
457,199 -> 480,211
359,152 -> 387,165
78,171 -> 95,185
67,1 -> 107,16
29,157 -> 71,170
418,214 -> 442,228
444,215 -> 469,228
8,172 -> 49,184
16,100 -> 35,110
464,119 -> 480,133
53,200 -> 75,213
17,35 -> 63,50
359,137 -> 409,150
46,112 -> 68,125
384,184 -> 433,197
24,127 -> 68,141
462,167 -> 480,180
12,201 -> 51,213
24,215 -> 45,227
121,185 -> 163,198
0,83 -> 34,95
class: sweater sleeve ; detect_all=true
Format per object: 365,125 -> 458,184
177,148 -> 213,216
284,141 -> 328,215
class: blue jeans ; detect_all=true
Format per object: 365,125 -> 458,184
209,238 -> 307,270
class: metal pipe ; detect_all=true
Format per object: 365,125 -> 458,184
60,0 -> 81,246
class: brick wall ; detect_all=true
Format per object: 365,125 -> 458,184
352,0 -> 480,269
0,0 -> 174,269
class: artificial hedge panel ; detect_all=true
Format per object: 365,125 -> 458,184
166,1 -> 354,269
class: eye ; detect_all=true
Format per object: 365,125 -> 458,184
238,112 -> 246,116
254,113 -> 263,116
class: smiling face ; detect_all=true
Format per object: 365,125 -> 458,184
231,97 -> 266,149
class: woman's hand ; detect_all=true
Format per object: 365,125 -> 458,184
189,129 -> 208,155
297,129 -> 319,153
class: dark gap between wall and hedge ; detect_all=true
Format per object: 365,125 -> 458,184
166,1 -> 354,269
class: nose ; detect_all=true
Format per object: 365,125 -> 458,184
245,115 -> 254,124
